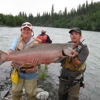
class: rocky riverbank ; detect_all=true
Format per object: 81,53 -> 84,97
0,63 -> 59,100
0,74 -> 58,100
0,62 -> 90,100
0,74 -> 90,100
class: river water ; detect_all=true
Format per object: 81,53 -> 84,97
0,26 -> 100,100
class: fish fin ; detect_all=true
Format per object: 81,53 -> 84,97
0,50 -> 6,65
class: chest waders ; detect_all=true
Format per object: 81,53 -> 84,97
59,64 -> 86,87
59,42 -> 86,87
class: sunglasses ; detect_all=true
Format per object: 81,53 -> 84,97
22,24 -> 32,27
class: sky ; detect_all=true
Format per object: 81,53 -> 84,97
0,0 -> 99,16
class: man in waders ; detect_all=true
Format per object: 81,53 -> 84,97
58,27 -> 89,100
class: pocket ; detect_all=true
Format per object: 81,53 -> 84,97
11,69 -> 19,84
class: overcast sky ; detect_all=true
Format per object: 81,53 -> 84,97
0,0 -> 99,16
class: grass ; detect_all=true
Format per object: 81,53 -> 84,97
38,64 -> 48,80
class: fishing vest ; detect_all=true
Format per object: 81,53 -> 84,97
37,34 -> 48,43
11,36 -> 39,70
16,36 -> 39,51
61,58 -> 85,71
61,42 -> 86,71
60,42 -> 87,86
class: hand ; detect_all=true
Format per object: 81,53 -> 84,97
32,58 -> 39,66
71,50 -> 78,58
6,49 -> 16,61
42,60 -> 50,65
6,49 -> 14,61
7,49 -> 14,55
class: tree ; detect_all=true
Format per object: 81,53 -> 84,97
5,15 -> 16,26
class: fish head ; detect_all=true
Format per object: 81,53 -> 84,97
63,47 -> 73,57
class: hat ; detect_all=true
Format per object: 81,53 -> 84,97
41,29 -> 46,32
69,27 -> 81,34
21,22 -> 33,31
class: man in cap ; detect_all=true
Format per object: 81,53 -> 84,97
37,29 -> 52,78
58,27 -> 89,100
7,22 -> 41,100
37,29 -> 52,43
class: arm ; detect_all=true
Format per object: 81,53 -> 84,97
72,52 -> 80,67
33,37 -> 42,43
72,46 -> 89,67
46,35 -> 52,43
7,49 -> 14,54
7,37 -> 19,54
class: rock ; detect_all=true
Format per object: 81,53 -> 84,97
36,91 -> 49,100
0,90 -> 9,99
37,88 -> 44,94
4,95 -> 12,100
22,88 -> 25,95
49,92 -> 53,97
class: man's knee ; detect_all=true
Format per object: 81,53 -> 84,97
58,91 -> 68,100
12,91 -> 22,100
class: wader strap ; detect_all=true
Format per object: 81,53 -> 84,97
67,58 -> 72,69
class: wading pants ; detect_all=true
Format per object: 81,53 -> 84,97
12,78 -> 37,100
58,80 -> 80,100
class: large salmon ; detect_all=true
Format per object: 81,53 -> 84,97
0,43 -> 73,67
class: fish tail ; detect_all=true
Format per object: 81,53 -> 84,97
0,50 -> 6,65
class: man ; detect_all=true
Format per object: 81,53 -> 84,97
37,29 -> 52,79
58,27 -> 89,100
7,22 -> 41,100
37,29 -> 52,43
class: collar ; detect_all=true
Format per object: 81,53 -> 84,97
25,38 -> 34,46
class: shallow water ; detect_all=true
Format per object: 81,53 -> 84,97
0,26 -> 100,100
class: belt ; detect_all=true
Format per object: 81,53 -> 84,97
11,63 -> 38,73
20,66 -> 37,73
59,77 -> 78,86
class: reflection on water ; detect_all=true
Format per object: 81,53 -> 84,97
0,26 -> 100,100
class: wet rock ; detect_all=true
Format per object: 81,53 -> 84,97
0,90 -> 9,99
36,91 -> 49,100
49,92 -> 53,97
37,88 -> 44,94
48,98 -> 52,100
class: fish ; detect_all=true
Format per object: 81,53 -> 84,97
0,43 -> 73,67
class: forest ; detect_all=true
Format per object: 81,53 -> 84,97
0,1 -> 100,31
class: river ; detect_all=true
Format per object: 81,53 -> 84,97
0,26 -> 100,100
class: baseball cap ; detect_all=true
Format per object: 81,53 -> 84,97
41,29 -> 46,32
69,27 -> 81,35
21,22 -> 33,31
